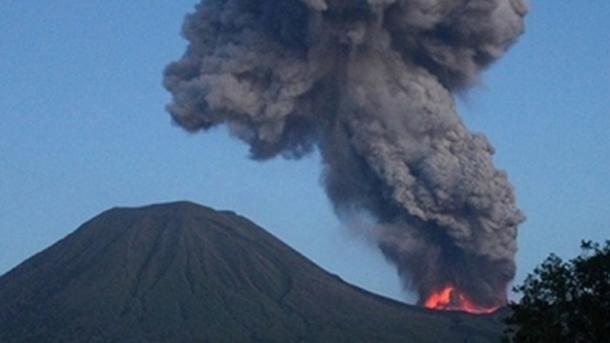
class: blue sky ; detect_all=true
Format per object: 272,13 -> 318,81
1,1 -> 609,302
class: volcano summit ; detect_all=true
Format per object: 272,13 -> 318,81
0,202 -> 505,342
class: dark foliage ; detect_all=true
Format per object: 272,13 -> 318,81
504,241 -> 610,342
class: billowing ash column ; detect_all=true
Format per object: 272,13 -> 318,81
164,0 -> 526,309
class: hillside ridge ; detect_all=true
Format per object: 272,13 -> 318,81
0,201 -> 505,342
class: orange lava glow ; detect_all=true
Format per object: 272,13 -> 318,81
423,285 -> 500,314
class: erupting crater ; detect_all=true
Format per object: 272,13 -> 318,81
422,285 -> 501,314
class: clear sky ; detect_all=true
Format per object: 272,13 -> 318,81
1,1 -> 609,303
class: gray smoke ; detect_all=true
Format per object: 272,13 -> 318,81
164,0 -> 526,308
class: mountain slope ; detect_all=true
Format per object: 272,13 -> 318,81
0,201 -> 505,342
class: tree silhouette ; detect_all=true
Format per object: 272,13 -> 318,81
504,241 -> 610,342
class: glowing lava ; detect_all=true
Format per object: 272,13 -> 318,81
423,285 -> 500,314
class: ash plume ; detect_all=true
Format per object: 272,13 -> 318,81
164,0 -> 526,308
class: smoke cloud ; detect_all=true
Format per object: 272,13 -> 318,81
164,0 -> 526,308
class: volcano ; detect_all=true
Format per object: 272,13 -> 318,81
0,202 -> 505,342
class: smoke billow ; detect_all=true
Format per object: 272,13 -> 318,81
164,0 -> 526,308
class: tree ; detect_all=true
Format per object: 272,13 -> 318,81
504,241 -> 610,342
